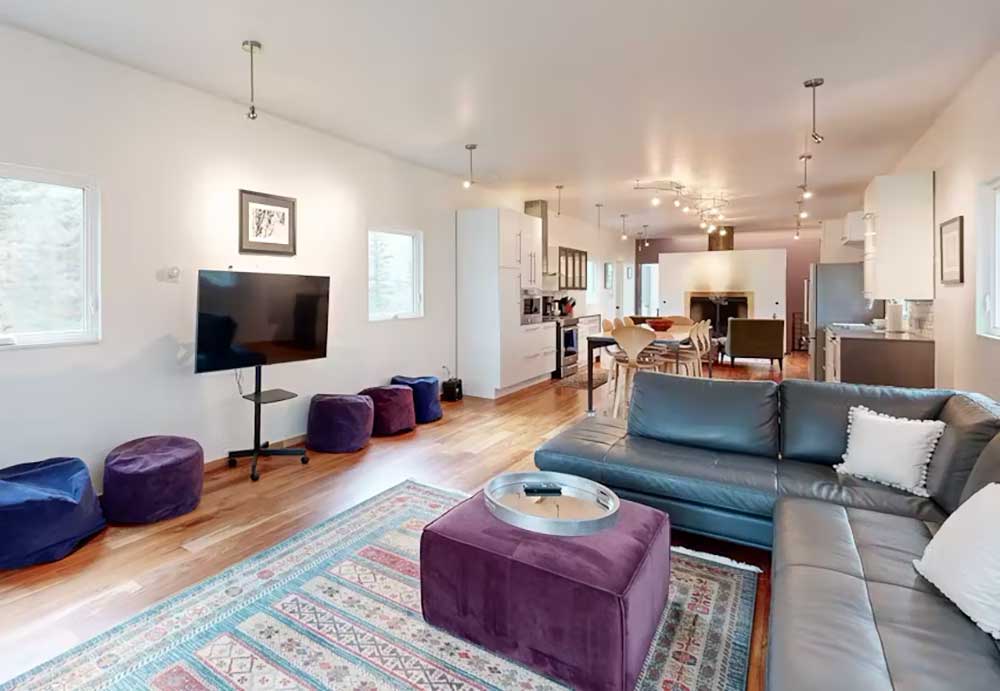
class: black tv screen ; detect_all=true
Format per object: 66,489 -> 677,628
195,270 -> 330,374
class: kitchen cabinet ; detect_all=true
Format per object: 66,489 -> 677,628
519,214 -> 543,288
457,208 -> 556,398
825,326 -> 935,388
498,208 -> 522,269
862,172 -> 934,300
841,210 -> 865,244
558,247 -> 588,290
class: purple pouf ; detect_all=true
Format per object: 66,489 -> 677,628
0,457 -> 106,569
421,492 -> 671,691
390,375 -> 443,424
358,385 -> 416,436
102,436 -> 204,524
307,394 -> 375,452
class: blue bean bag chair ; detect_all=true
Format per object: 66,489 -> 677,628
390,375 -> 443,424
0,457 -> 106,569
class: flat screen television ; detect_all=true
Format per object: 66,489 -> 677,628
195,270 -> 330,374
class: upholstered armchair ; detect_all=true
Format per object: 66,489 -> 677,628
722,318 -> 785,370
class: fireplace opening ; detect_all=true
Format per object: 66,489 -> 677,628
689,295 -> 749,337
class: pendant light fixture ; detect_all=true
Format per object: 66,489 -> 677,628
797,200 -> 809,220
462,144 -> 477,189
804,77 -> 825,144
555,185 -> 564,216
595,203 -> 603,238
719,227 -> 728,237
620,213 -> 628,241
798,152 -> 814,199
642,224 -> 651,248
242,40 -> 262,120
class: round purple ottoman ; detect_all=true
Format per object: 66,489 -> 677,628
390,375 -> 443,424
358,385 -> 416,436
307,394 -> 375,452
102,436 -> 204,524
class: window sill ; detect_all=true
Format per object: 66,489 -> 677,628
0,334 -> 101,351
368,314 -> 425,323
976,330 -> 1000,343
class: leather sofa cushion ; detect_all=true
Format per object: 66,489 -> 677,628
536,417 -> 777,517
769,498 -> 1000,691
628,372 -> 779,457
962,433 -> 1000,505
779,380 -> 952,465
928,393 -> 1000,512
777,459 -> 947,522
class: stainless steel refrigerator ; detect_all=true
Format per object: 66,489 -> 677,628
805,263 -> 884,380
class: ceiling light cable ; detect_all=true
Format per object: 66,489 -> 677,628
462,144 -> 477,189
804,77 -> 825,144
555,184 -> 564,215
242,40 -> 262,120
620,213 -> 628,241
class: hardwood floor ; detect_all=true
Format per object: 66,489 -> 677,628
0,353 -> 807,686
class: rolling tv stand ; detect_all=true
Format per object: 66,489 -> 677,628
227,365 -> 309,481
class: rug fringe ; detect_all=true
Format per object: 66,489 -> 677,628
671,545 -> 763,573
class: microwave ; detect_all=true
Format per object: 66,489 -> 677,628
521,291 -> 542,324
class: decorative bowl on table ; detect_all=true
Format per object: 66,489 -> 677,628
647,318 -> 674,332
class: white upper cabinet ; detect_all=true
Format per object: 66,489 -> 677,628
842,210 -> 866,244
498,208 -> 522,269
862,172 -> 934,301
519,214 -> 543,287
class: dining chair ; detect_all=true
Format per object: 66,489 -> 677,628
602,318 -> 621,384
623,316 -> 635,327
673,320 -> 712,376
610,326 -> 659,418
613,317 -> 625,329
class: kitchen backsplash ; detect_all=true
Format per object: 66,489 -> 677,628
906,300 -> 934,336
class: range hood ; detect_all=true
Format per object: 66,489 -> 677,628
523,200 -> 556,275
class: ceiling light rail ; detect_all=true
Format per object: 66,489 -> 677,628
634,179 -> 730,226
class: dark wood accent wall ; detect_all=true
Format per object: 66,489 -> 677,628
708,227 -> 735,251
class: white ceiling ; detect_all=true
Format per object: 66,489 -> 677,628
3,0 -> 1000,236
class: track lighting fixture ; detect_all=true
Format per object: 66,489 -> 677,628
719,228 -> 728,237
700,220 -> 708,230
673,195 -> 681,208
462,144 -> 477,189
797,199 -> 809,220
555,185 -> 564,215
804,78 -> 825,144
651,195 -> 661,207
682,206 -> 690,214
242,40 -> 262,120
794,218 -> 802,241
798,152 -> 814,200
642,225 -> 651,248
708,223 -> 717,233
620,214 -> 628,241
595,203 -> 603,233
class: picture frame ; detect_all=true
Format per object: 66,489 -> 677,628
239,189 -> 297,255
604,262 -> 614,290
939,215 -> 963,285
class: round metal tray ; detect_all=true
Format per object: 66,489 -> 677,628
484,471 -> 620,536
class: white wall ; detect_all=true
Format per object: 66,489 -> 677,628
819,219 -> 864,263
658,249 -> 787,323
0,25 -> 522,479
892,49 -> 1000,397
545,211 -> 633,320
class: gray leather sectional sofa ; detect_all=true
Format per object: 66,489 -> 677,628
535,373 -> 1000,690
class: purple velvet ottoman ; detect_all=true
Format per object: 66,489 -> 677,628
307,394 -> 375,452
102,436 -> 204,524
420,491 -> 671,691
358,385 -> 416,436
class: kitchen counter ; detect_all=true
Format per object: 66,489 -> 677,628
829,326 -> 933,342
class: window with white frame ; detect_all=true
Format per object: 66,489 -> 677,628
368,228 -> 424,321
980,184 -> 1000,338
0,164 -> 100,348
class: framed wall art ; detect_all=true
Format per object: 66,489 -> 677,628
239,189 -> 297,255
939,215 -> 963,285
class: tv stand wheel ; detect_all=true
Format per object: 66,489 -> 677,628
227,457 -> 237,468
300,455 -> 309,465
250,469 -> 260,482
261,441 -> 270,449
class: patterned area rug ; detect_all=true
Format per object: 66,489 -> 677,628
554,369 -> 610,390
4,481 -> 757,691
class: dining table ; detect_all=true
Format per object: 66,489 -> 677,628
585,326 -> 713,414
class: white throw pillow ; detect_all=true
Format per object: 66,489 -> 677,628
913,483 -> 1000,639
834,405 -> 945,496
